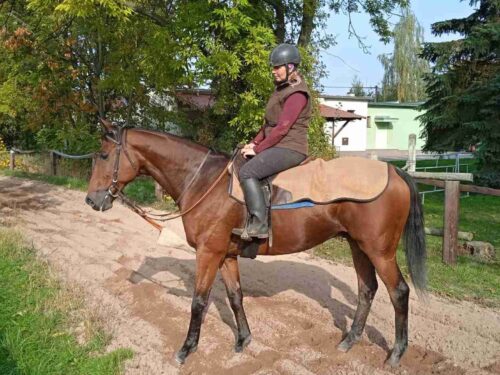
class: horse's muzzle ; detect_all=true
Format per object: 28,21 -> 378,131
85,190 -> 114,211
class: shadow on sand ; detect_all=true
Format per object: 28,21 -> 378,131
128,255 -> 390,352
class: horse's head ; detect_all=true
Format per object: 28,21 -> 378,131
85,119 -> 139,211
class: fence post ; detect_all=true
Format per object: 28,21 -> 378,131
443,180 -> 460,265
51,151 -> 57,176
155,181 -> 164,200
408,134 -> 416,172
9,150 -> 15,170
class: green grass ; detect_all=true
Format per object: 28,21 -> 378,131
315,191 -> 500,307
0,228 -> 133,375
1,169 -> 88,191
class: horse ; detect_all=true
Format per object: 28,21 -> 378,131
85,121 -> 427,367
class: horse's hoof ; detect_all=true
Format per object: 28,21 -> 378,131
336,334 -> 359,353
384,350 -> 403,367
235,334 -> 252,352
336,340 -> 352,353
175,345 -> 197,365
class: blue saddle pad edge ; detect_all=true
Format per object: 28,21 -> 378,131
271,201 -> 315,210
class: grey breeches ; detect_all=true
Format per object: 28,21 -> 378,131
238,147 -> 306,180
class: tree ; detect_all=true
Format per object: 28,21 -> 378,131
0,0 -> 409,158
378,7 -> 429,102
419,0 -> 500,187
349,75 -> 367,96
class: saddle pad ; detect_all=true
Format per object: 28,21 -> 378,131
229,156 -> 389,205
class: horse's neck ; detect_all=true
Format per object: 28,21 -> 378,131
129,130 -> 210,202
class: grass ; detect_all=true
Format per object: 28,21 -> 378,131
1,169 -> 88,191
0,228 -> 133,375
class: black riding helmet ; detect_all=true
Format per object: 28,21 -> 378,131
269,43 -> 301,85
269,43 -> 301,66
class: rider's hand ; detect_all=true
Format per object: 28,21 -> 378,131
241,144 -> 256,158
244,142 -> 255,150
241,142 -> 255,155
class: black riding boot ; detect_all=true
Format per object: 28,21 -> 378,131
232,178 -> 269,241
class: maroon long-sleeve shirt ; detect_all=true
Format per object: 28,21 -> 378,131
252,92 -> 308,154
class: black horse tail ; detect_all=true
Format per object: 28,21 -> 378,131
395,167 -> 428,298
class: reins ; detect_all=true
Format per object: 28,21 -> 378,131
116,161 -> 231,230
104,126 -> 233,231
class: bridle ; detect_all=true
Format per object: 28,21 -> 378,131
97,125 -> 232,230
101,126 -> 136,203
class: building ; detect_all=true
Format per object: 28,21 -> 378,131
319,95 -> 425,155
367,102 -> 424,151
173,89 -> 426,155
319,95 -> 369,152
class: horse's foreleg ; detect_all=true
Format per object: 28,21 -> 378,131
220,255 -> 252,352
370,256 -> 409,367
337,238 -> 378,352
176,249 -> 225,364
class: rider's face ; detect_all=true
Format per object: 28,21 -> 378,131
272,65 -> 287,82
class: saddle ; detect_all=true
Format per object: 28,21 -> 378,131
228,154 -> 390,208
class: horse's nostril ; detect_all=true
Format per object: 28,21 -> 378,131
85,196 -> 94,206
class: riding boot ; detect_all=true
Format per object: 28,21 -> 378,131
232,178 -> 269,241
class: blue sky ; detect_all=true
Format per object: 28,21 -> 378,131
319,0 -> 475,94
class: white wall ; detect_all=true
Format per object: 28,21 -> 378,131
319,97 -> 368,152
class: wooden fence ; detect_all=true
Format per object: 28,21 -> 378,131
403,135 -> 499,265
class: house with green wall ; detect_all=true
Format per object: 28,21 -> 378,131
367,102 -> 424,151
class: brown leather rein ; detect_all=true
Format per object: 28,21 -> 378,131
105,127 -> 232,231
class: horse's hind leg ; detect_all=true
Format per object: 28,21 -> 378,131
337,237 -> 378,352
220,256 -> 252,352
370,255 -> 410,367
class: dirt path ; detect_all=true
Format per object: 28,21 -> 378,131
0,176 -> 499,375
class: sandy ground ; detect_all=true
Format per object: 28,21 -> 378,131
0,175 -> 499,375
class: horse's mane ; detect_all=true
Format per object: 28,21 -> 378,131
129,127 -> 230,158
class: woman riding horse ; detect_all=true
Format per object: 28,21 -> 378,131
232,43 -> 311,240
86,44 -> 426,368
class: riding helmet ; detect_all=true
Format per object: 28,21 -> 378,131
269,43 -> 301,67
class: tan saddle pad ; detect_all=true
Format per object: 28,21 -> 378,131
229,156 -> 390,205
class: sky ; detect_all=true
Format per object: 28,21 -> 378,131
319,0 -> 475,95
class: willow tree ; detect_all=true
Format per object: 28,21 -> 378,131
378,8 -> 429,102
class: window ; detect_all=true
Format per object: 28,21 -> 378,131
367,116 -> 371,128
342,137 -> 349,146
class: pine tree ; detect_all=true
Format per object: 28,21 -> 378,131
378,7 -> 429,102
419,0 -> 500,187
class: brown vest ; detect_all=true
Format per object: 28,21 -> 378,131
263,76 -> 312,155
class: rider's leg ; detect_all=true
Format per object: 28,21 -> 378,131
232,177 -> 269,239
232,147 -> 306,241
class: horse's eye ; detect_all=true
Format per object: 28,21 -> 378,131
100,153 -> 109,160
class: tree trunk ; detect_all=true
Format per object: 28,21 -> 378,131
298,0 -> 318,47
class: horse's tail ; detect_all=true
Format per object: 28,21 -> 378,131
395,167 -> 428,297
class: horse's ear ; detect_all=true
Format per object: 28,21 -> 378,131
99,117 -> 115,133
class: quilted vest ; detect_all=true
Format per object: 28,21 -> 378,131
263,76 -> 312,155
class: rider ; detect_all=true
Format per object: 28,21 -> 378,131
232,43 -> 312,240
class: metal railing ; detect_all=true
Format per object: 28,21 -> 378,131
415,153 -> 473,204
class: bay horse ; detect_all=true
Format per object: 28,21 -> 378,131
85,122 -> 426,367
